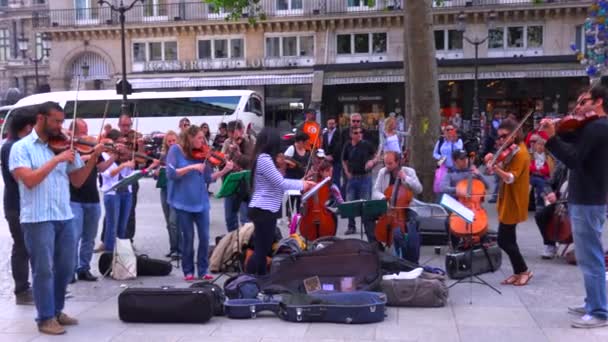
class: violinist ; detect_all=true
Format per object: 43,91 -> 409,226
156,130 -> 179,259
534,160 -> 568,260
542,86 -> 608,328
304,148 -> 326,180
484,119 -> 532,287
247,128 -> 315,276
68,119 -> 115,282
317,160 -> 344,207
221,120 -> 255,232
99,129 -> 136,254
166,125 -> 234,281
372,151 -> 422,262
9,102 -> 102,334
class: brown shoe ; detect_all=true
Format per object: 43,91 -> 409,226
57,312 -> 79,326
38,318 -> 66,335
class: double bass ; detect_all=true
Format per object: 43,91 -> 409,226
374,174 -> 413,246
299,174 -> 337,241
449,162 -> 488,244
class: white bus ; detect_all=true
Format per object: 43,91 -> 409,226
1,89 -> 263,139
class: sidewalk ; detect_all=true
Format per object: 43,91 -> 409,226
0,178 -> 607,341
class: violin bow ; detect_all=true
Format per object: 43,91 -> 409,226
69,75 -> 81,151
97,100 -> 110,142
302,126 -> 325,180
489,109 -> 534,166
131,103 -> 139,162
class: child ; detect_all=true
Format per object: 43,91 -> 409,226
529,135 -> 553,209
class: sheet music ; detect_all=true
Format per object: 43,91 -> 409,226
439,194 -> 475,224
301,177 -> 331,202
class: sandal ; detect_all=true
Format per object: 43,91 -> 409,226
514,271 -> 533,286
501,274 -> 519,285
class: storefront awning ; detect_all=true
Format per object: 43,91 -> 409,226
131,73 -> 314,89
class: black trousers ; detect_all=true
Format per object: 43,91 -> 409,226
246,207 -> 277,276
497,222 -> 528,274
535,203 -> 557,246
5,210 -> 30,294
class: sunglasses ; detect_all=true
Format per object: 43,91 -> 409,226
446,128 -> 455,131
352,131 -> 362,135
181,122 -> 190,127
351,120 -> 361,123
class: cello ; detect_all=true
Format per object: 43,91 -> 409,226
374,173 -> 414,247
299,174 -> 337,241
449,157 -> 488,244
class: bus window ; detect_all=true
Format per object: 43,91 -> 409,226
64,100 -> 123,119
247,97 -> 263,117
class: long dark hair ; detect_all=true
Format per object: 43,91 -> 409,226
251,127 -> 282,189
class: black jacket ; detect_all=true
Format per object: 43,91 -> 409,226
323,128 -> 341,162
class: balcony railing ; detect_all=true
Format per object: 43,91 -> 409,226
37,0 -> 590,29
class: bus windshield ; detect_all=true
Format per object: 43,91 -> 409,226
63,96 -> 242,118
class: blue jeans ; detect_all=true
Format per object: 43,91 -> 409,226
346,175 -> 374,240
160,188 -> 179,253
21,220 -> 76,322
393,209 -> 421,264
103,192 -> 133,252
224,194 -> 249,232
70,202 -> 101,273
176,208 -> 210,277
332,161 -> 342,189
569,204 -> 608,320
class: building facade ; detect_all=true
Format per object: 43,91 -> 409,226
0,0 -> 50,105
39,0 -> 591,128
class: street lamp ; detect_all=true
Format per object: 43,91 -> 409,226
457,10 -> 496,141
18,32 -> 51,90
97,0 -> 145,114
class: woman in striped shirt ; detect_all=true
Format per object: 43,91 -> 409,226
247,128 -> 315,275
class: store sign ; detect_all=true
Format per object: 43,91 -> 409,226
439,69 -> 587,81
338,95 -> 383,102
143,57 -> 313,72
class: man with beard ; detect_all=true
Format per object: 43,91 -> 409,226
9,102 -> 104,335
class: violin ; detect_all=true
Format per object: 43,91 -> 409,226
543,112 -> 600,135
449,161 -> 488,243
485,109 -> 533,170
48,132 -> 113,155
191,145 -> 227,167
374,172 -> 413,247
299,174 -> 337,241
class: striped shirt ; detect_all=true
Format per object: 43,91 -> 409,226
249,153 -> 303,213
9,129 -> 84,223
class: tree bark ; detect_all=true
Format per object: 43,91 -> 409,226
404,0 -> 441,202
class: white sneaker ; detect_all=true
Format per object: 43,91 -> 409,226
568,305 -> 586,315
541,245 -> 557,259
571,314 -> 608,329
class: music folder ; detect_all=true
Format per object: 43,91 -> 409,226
439,194 -> 475,224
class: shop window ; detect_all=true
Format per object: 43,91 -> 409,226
337,32 -> 387,55
434,29 -> 463,51
132,41 -> 178,62
0,28 -> 10,62
198,38 -> 245,59
489,25 -> 543,51
265,35 -> 315,58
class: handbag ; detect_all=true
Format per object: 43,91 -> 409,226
433,164 -> 447,194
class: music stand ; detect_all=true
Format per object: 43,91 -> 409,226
212,170 -> 251,282
338,199 -> 387,241
103,170 -> 146,193
440,194 -> 501,301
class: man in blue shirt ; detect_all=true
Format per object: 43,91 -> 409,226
9,102 -> 104,335
1,108 -> 37,305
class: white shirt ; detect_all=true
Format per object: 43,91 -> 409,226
100,152 -> 134,195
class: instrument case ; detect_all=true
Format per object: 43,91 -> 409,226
445,243 -> 502,280
118,287 -> 215,323
265,238 -> 382,293
99,252 -> 172,277
224,298 -> 281,319
278,291 -> 387,324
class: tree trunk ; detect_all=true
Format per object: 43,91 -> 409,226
404,0 -> 441,202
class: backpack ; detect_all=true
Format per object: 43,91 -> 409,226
435,136 -> 445,155
223,274 -> 261,299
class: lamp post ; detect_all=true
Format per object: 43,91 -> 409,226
97,0 -> 144,114
18,32 -> 51,90
457,11 -> 496,141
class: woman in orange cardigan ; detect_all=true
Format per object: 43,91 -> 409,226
486,119 -> 532,286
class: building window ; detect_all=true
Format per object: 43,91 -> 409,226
265,35 -> 315,58
489,26 -> 543,50
347,0 -> 374,10
277,0 -> 303,11
0,28 -> 9,62
0,0 -> 8,7
75,0 -> 98,21
198,38 -> 244,59
337,32 -> 387,55
144,0 -> 167,17
132,41 -> 177,62
35,33 -> 48,60
434,29 -> 463,51
575,25 -> 586,53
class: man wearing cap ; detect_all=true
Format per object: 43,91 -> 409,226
297,109 -> 322,150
